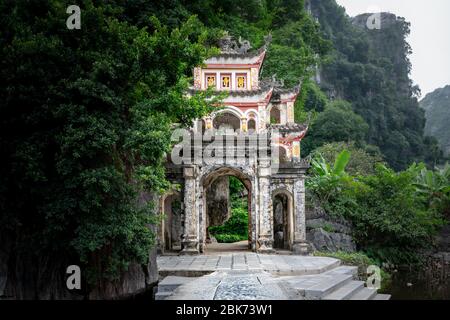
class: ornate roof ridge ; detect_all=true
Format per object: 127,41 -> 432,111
212,46 -> 265,59
268,123 -> 308,131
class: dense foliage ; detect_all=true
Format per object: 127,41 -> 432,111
0,0 -> 216,282
303,100 -> 369,154
209,177 -> 248,243
311,142 -> 384,176
308,150 -> 447,265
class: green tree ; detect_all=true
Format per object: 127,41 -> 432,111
304,100 -> 369,153
0,1 -> 216,287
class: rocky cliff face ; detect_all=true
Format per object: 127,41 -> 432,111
420,85 -> 450,156
0,231 -> 159,300
305,203 -> 356,253
1,191 -> 159,300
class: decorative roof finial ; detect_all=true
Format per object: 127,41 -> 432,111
219,32 -> 252,54
263,33 -> 272,49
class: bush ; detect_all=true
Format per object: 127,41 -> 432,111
309,150 -> 445,266
209,206 -> 248,243
214,234 -> 245,243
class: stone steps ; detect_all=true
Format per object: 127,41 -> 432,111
348,287 -> 377,300
155,276 -> 197,300
322,281 -> 365,300
284,265 -> 389,301
155,291 -> 173,300
373,294 -> 392,300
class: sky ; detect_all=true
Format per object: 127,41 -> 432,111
335,0 -> 450,97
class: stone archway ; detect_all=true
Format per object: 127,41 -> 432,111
199,166 -> 256,252
272,190 -> 294,250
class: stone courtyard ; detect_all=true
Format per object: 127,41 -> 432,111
158,252 -> 340,276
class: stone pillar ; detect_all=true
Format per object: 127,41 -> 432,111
257,159 -> 274,253
287,101 -> 295,123
180,166 -> 199,255
292,176 -> 309,255
292,141 -> 301,160
281,104 -> 288,125
258,104 -> 266,131
251,67 -> 259,89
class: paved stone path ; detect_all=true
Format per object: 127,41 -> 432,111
158,253 -> 340,276
156,254 -> 391,300
157,252 -> 340,277
164,270 -> 292,300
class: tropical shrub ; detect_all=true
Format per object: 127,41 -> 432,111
311,142 -> 384,176
308,149 -> 445,265
342,165 -> 444,264
307,149 -> 351,204
414,163 -> 450,217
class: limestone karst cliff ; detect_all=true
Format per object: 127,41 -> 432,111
307,0 -> 441,169
420,85 -> 450,157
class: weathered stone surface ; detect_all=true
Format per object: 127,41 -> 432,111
158,253 -> 340,276
306,218 -> 352,234
88,248 -> 158,299
206,176 -> 230,232
307,228 -> 356,252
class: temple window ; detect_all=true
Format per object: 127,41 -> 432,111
205,74 -> 216,88
236,74 -> 247,89
221,74 -> 231,89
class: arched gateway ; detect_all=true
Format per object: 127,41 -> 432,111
159,36 -> 310,255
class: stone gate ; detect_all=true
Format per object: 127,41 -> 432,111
158,36 -> 310,255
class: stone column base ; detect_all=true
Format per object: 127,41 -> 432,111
257,236 -> 275,254
180,238 -> 199,255
292,240 -> 312,255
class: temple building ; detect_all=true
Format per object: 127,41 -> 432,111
159,35 -> 310,255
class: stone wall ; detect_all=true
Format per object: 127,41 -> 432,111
305,202 -> 356,253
